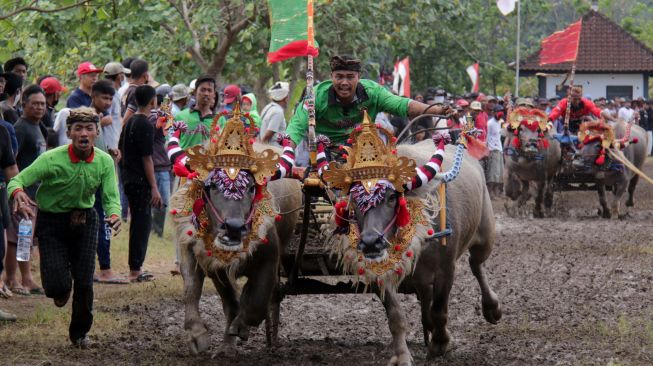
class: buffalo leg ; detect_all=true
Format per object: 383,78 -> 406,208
544,180 -> 554,212
180,244 -> 210,354
229,246 -> 279,341
379,289 -> 413,366
469,245 -> 501,324
597,184 -> 610,218
209,271 -> 239,347
428,260 -> 455,358
533,180 -> 545,218
416,283 -> 433,347
626,175 -> 639,207
611,178 -> 628,219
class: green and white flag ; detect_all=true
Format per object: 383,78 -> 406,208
267,0 -> 319,63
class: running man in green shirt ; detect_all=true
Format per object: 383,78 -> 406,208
8,107 -> 121,349
286,55 -> 452,147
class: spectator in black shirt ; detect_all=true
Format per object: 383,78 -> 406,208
0,124 -> 19,321
4,57 -> 28,80
121,59 -> 149,124
119,85 -> 161,282
5,84 -> 46,296
0,73 -> 22,124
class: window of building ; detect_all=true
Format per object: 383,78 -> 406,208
606,86 -> 633,100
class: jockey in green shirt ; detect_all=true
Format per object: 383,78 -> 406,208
286,55 -> 451,147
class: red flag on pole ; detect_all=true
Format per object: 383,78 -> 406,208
539,20 -> 582,65
466,63 -> 479,93
392,57 -> 410,97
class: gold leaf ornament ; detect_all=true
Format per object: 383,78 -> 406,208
322,111 -> 416,192
186,102 -> 279,184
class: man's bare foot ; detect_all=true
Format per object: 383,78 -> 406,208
95,269 -> 129,284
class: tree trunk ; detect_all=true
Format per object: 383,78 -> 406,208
289,58 -> 304,97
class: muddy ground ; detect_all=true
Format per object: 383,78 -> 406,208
8,161 -> 653,365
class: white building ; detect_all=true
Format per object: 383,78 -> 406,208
520,10 -> 653,100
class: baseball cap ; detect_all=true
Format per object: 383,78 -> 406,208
77,62 -> 102,77
223,84 -> 241,104
104,62 -> 130,76
455,99 -> 469,107
39,77 -> 67,94
171,84 -> 190,101
470,101 -> 482,111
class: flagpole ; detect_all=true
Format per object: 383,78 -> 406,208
515,0 -> 521,97
563,22 -> 581,133
306,0 -> 317,166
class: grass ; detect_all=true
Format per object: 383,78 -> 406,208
0,217 -> 193,352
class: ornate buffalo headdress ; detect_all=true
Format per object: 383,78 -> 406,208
322,111 -> 416,192
507,107 -> 549,132
185,103 -> 279,183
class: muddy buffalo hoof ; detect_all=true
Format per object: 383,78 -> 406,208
388,353 -> 414,366
598,208 -> 611,219
187,325 -> 210,354
427,340 -> 450,358
533,209 -> 544,219
482,302 -> 502,325
626,199 -> 634,207
227,322 -> 250,341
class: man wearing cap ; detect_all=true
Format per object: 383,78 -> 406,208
67,62 -> 103,109
8,107 -> 121,348
170,84 -> 190,117
469,101 -> 487,141
220,84 -> 241,113
103,62 -> 129,151
548,85 -> 615,133
260,81 -> 290,145
286,55 -> 451,147
40,77 -> 66,128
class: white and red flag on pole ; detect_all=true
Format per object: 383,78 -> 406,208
539,19 -> 582,65
392,57 -> 410,97
466,63 -> 479,93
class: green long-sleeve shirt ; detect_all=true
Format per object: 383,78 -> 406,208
286,79 -> 410,145
8,144 -> 121,217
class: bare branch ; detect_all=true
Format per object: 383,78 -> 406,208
206,2 -> 258,77
167,0 -> 208,71
0,0 -> 91,20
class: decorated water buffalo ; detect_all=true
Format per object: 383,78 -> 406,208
573,120 -> 647,218
320,114 -> 501,364
503,107 -> 561,217
168,107 -> 301,354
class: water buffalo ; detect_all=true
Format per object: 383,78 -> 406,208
573,120 -> 647,218
170,142 -> 301,354
503,109 -> 561,217
327,139 -> 501,365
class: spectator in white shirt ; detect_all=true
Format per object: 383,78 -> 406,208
260,81 -> 289,145
617,98 -> 635,122
484,106 -> 503,199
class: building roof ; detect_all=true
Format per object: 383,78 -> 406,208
520,10 -> 653,73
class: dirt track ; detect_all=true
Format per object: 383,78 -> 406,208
20,161 -> 653,365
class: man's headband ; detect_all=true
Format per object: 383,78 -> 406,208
67,107 -> 99,126
330,56 -> 361,72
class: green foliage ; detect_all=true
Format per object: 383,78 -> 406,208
2,0 -> 652,100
